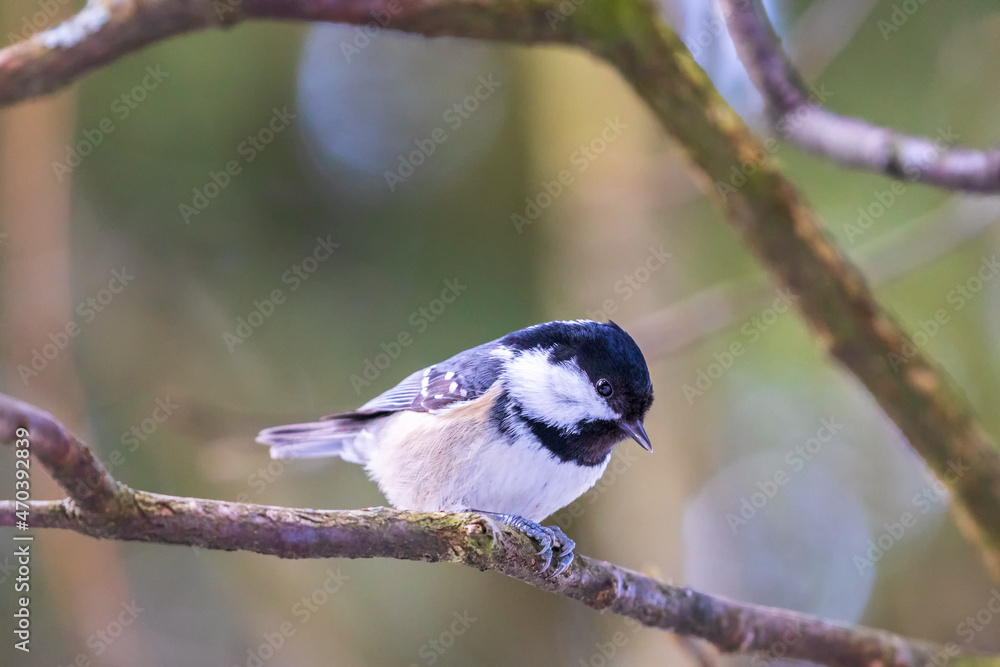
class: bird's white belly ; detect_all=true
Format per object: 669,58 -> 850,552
461,431 -> 610,521
361,406 -> 610,522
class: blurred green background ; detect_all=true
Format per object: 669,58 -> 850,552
2,0 -> 1000,665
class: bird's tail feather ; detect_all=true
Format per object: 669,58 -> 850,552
256,417 -> 372,462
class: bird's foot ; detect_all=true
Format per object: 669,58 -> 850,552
470,511 -> 575,577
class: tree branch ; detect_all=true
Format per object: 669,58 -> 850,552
0,0 -> 574,108
1,393 -> 994,667
579,3 -> 1000,580
721,0 -> 1000,192
0,394 -> 125,514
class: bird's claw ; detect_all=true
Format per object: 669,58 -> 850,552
470,511 -> 575,577
534,525 -> 574,577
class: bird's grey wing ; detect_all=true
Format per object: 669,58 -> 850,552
325,339 -> 505,418
259,340 -> 505,460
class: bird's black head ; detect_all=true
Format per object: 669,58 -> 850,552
498,320 -> 654,465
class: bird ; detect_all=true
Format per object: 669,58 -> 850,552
257,319 -> 654,575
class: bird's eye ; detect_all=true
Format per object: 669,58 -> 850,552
596,379 -> 613,397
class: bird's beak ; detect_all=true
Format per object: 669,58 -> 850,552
620,419 -> 652,452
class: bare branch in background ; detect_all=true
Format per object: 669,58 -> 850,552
0,393 -> 991,667
0,0 -> 573,108
722,0 -> 1000,192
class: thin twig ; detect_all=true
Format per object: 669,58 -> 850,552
0,392 -> 992,667
721,0 -> 1000,192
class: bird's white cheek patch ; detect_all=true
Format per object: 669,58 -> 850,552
504,348 -> 619,430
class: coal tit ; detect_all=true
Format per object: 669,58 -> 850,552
257,319 -> 654,574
